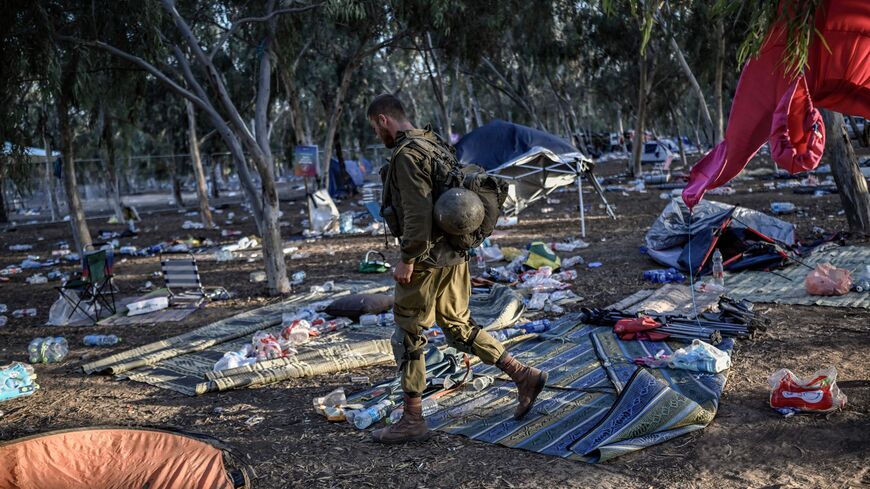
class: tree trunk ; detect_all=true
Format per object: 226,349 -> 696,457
669,36 -> 714,144
210,156 -> 221,199
466,78 -> 483,128
846,116 -> 866,148
631,51 -> 648,177
321,60 -> 357,191
169,156 -> 185,210
42,135 -> 60,221
186,100 -> 214,227
617,106 -> 629,155
58,99 -> 92,251
253,0 -> 290,295
101,108 -> 125,223
423,33 -> 451,141
822,110 -> 870,236
0,175 -> 7,224
714,16 -> 725,143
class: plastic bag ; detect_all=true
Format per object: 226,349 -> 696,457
669,340 -> 732,373
805,263 -> 852,296
47,293 -> 93,326
126,296 -> 170,316
769,367 -> 847,415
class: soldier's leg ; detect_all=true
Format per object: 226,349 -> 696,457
391,266 -> 436,396
434,262 -> 504,364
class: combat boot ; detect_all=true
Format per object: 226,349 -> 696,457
497,352 -> 548,419
371,394 -> 430,444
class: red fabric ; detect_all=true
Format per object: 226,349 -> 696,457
614,317 -> 670,341
683,0 -> 870,208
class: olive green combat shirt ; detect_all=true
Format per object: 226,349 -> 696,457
387,125 -> 465,268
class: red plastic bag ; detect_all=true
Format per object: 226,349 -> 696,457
769,367 -> 847,415
805,263 -> 852,296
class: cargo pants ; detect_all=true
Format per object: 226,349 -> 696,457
392,262 -> 505,396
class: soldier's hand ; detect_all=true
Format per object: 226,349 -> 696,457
394,261 -> 414,284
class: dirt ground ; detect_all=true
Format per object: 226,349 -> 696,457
0,155 -> 868,488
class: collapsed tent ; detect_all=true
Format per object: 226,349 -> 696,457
644,199 -> 796,274
455,120 -> 607,216
0,427 -> 253,489
328,158 -> 371,198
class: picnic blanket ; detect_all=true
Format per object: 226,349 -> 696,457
605,284 -> 721,317
724,245 -> 870,309
349,313 -> 733,462
84,280 -> 524,396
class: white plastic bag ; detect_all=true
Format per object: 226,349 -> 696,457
126,296 -> 170,316
308,189 -> 340,233
669,340 -> 732,373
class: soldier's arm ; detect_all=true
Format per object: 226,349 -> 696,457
393,149 -> 433,264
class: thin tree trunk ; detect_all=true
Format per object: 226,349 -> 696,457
321,60 -> 357,191
102,108 -> 125,223
42,135 -> 60,221
846,116 -> 866,148
467,78 -> 483,128
186,100 -> 214,227
714,16 -> 725,143
822,110 -> 870,236
169,156 -> 185,210
58,99 -> 92,251
210,155 -> 221,199
669,36 -> 714,143
0,174 -> 7,224
617,106 -> 629,155
422,33 -> 452,141
631,51 -> 648,177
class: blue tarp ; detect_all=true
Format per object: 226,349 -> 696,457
454,120 -> 577,171
328,158 -> 371,197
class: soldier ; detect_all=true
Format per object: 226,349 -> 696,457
366,94 -> 548,444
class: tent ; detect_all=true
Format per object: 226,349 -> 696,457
454,120 -> 615,233
328,158 -> 371,198
0,427 -> 253,488
644,198 -> 796,274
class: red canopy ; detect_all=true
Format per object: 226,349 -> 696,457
683,0 -> 870,208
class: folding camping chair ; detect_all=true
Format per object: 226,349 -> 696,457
160,253 -> 209,306
55,248 -> 117,324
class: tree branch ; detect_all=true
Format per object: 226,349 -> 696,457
209,3 -> 323,60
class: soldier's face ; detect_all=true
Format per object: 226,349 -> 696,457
369,115 -> 396,148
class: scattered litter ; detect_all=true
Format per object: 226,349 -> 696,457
26,274 -> 48,285
561,255 -> 585,268
635,340 -> 732,374
28,337 -> 68,363
707,186 -> 735,196
221,229 -> 242,237
552,238 -> 589,252
769,367 -> 846,416
0,362 -> 38,402
770,202 -> 796,214
83,334 -> 121,346
290,252 -> 310,260
805,263 -> 852,296
12,308 -> 37,318
127,296 -> 169,316
643,268 -> 686,283
9,244 -> 33,251
496,216 -> 518,227
587,261 -> 603,268
852,265 -> 870,292
182,220 -> 205,230
244,415 -> 265,427
249,271 -> 267,283
350,375 -> 370,384
291,271 -> 306,285
358,250 -> 390,273
359,312 -> 394,327
0,316 -> 7,327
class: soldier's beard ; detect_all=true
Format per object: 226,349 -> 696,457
378,126 -> 396,148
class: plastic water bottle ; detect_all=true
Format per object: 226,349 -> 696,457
490,328 -> 522,342
711,249 -> 725,287
353,399 -> 395,429
387,397 -> 439,424
359,312 -> 394,327
519,319 -> 552,334
83,335 -> 121,346
475,247 -> 486,273
471,376 -> 494,391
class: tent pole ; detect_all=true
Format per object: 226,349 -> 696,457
577,160 -> 586,238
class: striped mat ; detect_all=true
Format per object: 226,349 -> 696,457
724,244 -> 870,309
351,314 -> 732,462
84,281 -> 524,396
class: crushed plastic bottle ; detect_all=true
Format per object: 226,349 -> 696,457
352,398 -> 395,429
643,268 -> 686,284
490,328 -> 523,342
471,375 -> 494,391
0,362 -> 39,402
83,335 -> 121,346
28,337 -> 69,364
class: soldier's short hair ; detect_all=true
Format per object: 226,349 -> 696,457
367,94 -> 407,121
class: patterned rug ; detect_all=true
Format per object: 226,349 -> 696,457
84,281 -> 524,396
97,289 -> 199,326
724,244 -> 870,309
350,313 -> 733,463
605,284 -> 721,317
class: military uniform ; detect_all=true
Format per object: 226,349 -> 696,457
381,125 -> 505,396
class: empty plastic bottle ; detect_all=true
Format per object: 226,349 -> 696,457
490,328 -> 522,342
519,319 -> 552,334
471,376 -> 494,391
711,249 -> 725,287
359,312 -> 394,327
83,335 -> 121,346
387,397 -> 439,424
